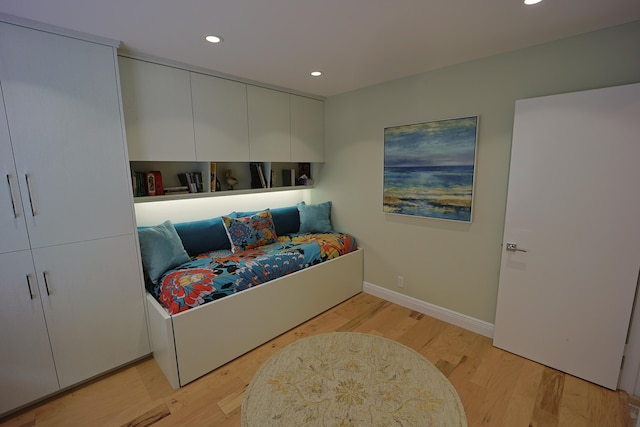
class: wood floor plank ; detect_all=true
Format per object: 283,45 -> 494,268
558,374 -> 590,427
530,368 -> 565,427
500,359 -> 544,426
0,293 -> 631,427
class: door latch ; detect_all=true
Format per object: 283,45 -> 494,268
506,242 -> 527,253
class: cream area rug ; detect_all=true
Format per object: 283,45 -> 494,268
241,332 -> 467,426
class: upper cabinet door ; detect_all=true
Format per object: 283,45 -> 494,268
247,86 -> 291,161
191,72 -> 249,161
0,85 -> 29,254
119,57 -> 196,161
0,23 -> 135,248
291,95 -> 324,162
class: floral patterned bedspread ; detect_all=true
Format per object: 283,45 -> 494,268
151,233 -> 358,315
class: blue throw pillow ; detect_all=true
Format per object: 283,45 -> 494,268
138,220 -> 191,284
173,215 -> 234,256
297,201 -> 333,233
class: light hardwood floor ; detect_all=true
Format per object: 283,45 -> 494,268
0,292 -> 632,426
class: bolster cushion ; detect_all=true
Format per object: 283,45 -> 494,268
173,214 -> 235,256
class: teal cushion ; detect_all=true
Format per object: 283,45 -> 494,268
235,206 -> 300,236
297,201 -> 333,233
173,215 -> 234,256
138,220 -> 190,284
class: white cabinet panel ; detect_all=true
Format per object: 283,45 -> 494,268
248,86 -> 291,161
33,235 -> 149,388
0,20 -> 149,415
0,250 -> 59,414
291,96 -> 324,162
0,23 -> 135,248
119,57 -> 196,161
0,85 -> 29,254
191,72 -> 249,161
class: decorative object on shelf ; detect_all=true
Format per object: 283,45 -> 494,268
383,115 -> 478,222
225,169 -> 239,190
297,162 -> 311,185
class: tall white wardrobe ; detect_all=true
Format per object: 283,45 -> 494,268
0,16 -> 149,414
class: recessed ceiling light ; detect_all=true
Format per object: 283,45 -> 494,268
310,71 -> 323,77
205,35 -> 223,44
524,0 -> 542,5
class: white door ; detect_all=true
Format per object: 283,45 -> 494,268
493,83 -> 640,390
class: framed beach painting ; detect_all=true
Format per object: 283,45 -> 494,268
383,115 -> 478,222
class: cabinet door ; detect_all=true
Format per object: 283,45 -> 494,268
0,23 -> 135,248
0,250 -> 59,414
248,86 -> 291,161
33,235 -> 150,389
0,85 -> 29,254
191,72 -> 249,161
291,96 -> 324,162
119,57 -> 196,161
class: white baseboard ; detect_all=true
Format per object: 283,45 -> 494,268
363,281 -> 494,338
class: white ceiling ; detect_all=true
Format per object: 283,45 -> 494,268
1,0 -> 639,97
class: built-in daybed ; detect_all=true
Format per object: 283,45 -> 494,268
139,202 -> 363,388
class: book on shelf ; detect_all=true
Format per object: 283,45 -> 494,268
132,170 -> 164,197
257,164 -> 266,188
164,186 -> 189,195
145,171 -> 164,196
177,172 -> 202,193
210,162 -> 217,192
282,168 -> 296,186
132,171 -> 145,197
250,162 -> 267,189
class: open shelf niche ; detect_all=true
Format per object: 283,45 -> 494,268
130,161 -> 317,203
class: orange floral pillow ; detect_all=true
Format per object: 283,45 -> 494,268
222,209 -> 278,252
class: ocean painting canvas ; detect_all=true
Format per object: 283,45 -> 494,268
384,116 -> 478,222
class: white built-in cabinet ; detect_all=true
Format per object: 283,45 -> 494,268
118,56 -> 324,199
247,85 -> 324,162
248,85 -> 292,161
0,250 -> 59,414
191,72 -> 250,161
0,19 -> 149,415
0,86 -> 29,254
291,95 -> 324,162
118,57 -> 196,161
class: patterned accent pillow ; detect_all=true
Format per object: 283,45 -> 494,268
222,209 -> 278,252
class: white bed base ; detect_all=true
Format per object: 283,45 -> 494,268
145,248 -> 364,388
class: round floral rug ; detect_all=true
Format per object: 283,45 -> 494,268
241,332 -> 467,426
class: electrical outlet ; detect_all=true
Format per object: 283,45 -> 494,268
397,275 -> 404,288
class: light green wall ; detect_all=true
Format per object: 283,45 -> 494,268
315,21 -> 640,323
